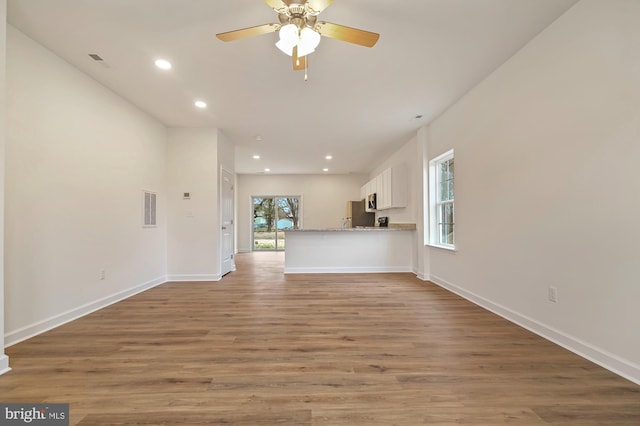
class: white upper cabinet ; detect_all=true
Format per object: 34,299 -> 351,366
360,178 -> 377,199
376,165 -> 407,210
362,177 -> 378,212
360,165 -> 407,211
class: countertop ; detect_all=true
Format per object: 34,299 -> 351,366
286,225 -> 416,232
285,224 -> 415,273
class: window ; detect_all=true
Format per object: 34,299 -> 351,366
429,150 -> 454,248
143,190 -> 157,227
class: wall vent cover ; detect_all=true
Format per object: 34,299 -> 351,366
143,190 -> 157,227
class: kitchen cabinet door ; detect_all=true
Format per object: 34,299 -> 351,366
377,169 -> 392,209
376,166 -> 406,210
364,178 -> 377,212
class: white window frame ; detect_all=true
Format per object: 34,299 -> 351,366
428,149 -> 455,249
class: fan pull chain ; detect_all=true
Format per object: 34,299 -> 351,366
304,56 -> 308,81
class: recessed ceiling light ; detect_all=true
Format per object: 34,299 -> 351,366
194,100 -> 207,109
154,59 -> 172,70
264,168 -> 271,172
325,155 -> 333,160
252,155 -> 260,160
323,168 -> 329,172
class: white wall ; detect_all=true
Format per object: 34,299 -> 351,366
370,136 -> 419,225
217,131 -> 235,175
236,174 -> 366,252
415,126 -> 429,280
166,128 -> 220,280
424,0 -> 640,383
217,130 -> 236,260
4,26 -> 168,345
0,0 -> 9,373
369,135 -> 421,274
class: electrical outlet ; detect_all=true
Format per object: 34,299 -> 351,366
99,269 -> 106,280
548,286 -> 558,303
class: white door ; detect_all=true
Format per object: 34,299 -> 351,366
221,169 -> 235,276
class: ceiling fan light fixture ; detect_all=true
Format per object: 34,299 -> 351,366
276,24 -> 320,58
276,24 -> 298,56
279,23 -> 299,45
300,27 -> 321,49
276,39 -> 295,56
297,27 -> 320,58
216,1 -> 380,73
296,45 -> 315,58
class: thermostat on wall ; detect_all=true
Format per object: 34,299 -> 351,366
183,192 -> 191,199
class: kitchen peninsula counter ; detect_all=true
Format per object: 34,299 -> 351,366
284,226 -> 415,274
287,226 -> 414,232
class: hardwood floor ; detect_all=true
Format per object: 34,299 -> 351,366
2,252 -> 639,425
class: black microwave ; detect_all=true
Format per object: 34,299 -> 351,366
367,193 -> 377,210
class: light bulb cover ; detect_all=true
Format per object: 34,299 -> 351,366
276,24 -> 299,56
275,39 -> 294,56
297,27 -> 321,57
297,45 -> 315,58
278,24 -> 299,45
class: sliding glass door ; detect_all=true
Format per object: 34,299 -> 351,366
252,196 -> 300,251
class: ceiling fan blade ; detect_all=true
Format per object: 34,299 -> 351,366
264,0 -> 286,10
307,0 -> 334,13
292,45 -> 307,71
216,23 -> 279,42
316,22 -> 380,48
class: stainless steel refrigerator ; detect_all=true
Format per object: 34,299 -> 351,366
346,200 -> 375,227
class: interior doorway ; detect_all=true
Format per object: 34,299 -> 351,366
252,196 -> 300,251
221,169 -> 235,276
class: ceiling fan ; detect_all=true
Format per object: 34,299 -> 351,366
216,0 -> 380,73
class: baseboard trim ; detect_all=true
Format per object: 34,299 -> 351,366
284,266 -> 413,274
0,354 -> 10,376
5,276 -> 167,347
166,274 -> 221,282
429,274 -> 640,386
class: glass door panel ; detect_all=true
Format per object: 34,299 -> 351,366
253,196 -> 300,251
276,197 -> 300,250
253,197 -> 276,250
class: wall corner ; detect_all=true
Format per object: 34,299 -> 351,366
0,0 -> 9,371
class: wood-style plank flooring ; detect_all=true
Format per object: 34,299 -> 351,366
2,252 -> 639,425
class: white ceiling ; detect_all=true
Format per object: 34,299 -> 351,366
7,0 -> 578,175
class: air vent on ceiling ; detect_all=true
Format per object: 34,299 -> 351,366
88,53 -> 111,68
